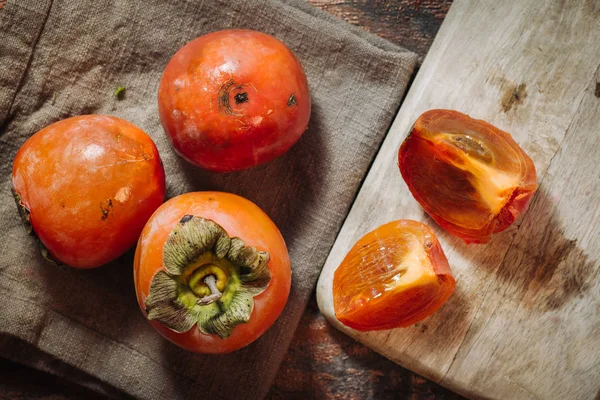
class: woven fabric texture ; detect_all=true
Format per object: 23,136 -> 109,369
0,0 -> 416,398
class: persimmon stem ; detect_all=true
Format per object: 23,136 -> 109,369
197,275 -> 222,305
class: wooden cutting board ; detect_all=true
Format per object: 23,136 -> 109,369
316,1 -> 600,399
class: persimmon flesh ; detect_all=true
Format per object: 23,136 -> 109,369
399,110 -> 537,243
333,220 -> 455,331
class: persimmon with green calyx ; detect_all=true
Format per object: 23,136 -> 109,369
11,115 -> 166,269
399,109 -> 537,244
333,220 -> 455,331
158,29 -> 311,172
134,191 -> 291,353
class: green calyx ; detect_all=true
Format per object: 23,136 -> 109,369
145,215 -> 271,339
11,188 -> 32,235
11,187 -> 62,267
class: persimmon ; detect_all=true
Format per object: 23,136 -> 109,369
134,191 -> 291,353
158,29 -> 311,172
11,115 -> 166,269
399,109 -> 537,243
333,220 -> 455,331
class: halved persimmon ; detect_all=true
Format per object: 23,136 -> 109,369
333,220 -> 455,331
399,109 -> 537,243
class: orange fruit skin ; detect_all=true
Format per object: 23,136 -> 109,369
11,115 -> 166,269
333,220 -> 455,331
158,29 -> 311,172
399,109 -> 537,244
134,191 -> 291,353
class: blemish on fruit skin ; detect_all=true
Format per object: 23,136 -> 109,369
114,186 -> 132,203
251,116 -> 263,126
100,199 -> 113,221
287,94 -> 297,107
180,214 -> 193,224
173,78 -> 185,90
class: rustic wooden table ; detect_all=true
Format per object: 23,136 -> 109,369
271,2 -> 460,398
0,1 -> 464,399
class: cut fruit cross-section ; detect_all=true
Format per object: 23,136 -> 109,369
333,220 -> 455,331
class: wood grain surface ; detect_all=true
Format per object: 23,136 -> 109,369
269,297 -> 463,400
317,0 -> 600,399
309,0 -> 452,58
0,1 -> 458,399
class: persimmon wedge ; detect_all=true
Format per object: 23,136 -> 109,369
333,220 -> 455,331
399,109 -> 537,243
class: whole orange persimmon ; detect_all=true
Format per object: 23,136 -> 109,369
134,191 -> 291,353
11,115 -> 166,268
158,29 -> 311,172
399,110 -> 537,243
333,220 -> 455,331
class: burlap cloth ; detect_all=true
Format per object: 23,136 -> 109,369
0,0 -> 416,398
